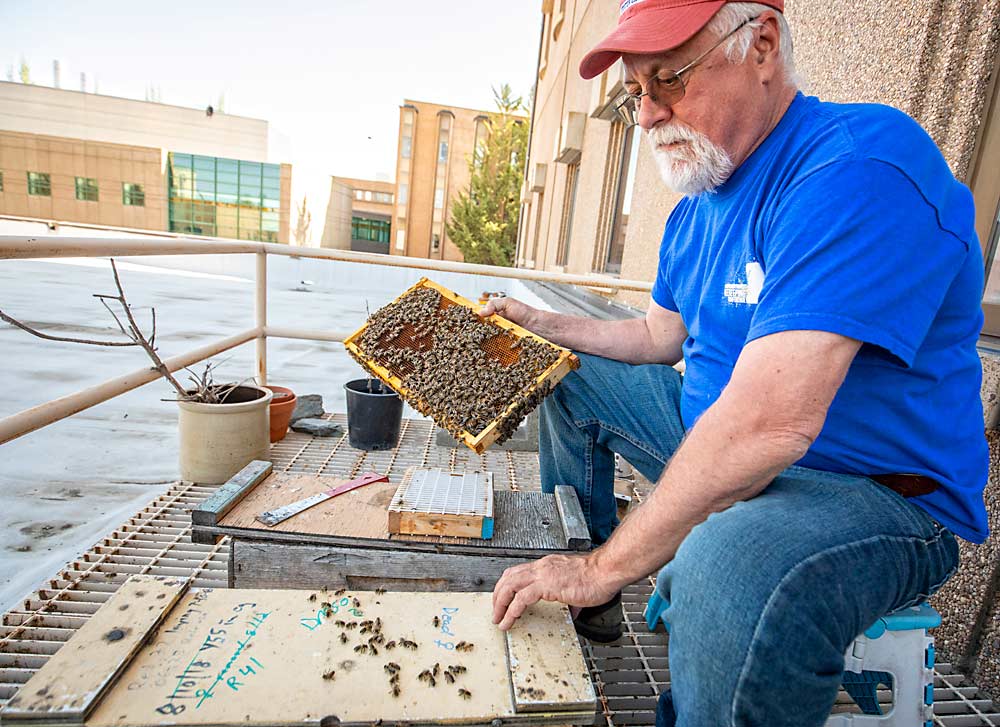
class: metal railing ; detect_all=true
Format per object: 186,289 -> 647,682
0,233 -> 652,446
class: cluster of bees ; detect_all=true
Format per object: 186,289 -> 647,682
351,287 -> 561,444
316,591 -> 475,702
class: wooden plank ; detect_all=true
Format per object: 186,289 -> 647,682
1,575 -> 190,725
554,486 -> 591,551
192,460 -> 273,527
231,541 -> 535,591
393,512 -> 486,538
217,471 -> 395,540
54,587 -> 594,726
506,603 -> 596,714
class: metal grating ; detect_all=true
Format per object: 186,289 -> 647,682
0,415 -> 997,726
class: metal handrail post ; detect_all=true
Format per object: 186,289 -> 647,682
255,251 -> 267,386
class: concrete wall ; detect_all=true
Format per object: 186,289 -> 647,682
0,81 -> 270,163
0,130 -> 167,231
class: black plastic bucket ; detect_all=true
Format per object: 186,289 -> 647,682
344,378 -> 403,450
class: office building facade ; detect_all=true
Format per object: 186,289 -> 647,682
321,176 -> 395,253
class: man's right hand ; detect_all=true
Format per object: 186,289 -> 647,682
478,297 -> 539,330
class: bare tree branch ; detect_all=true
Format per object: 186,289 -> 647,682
97,296 -> 136,341
0,308 -> 140,347
108,258 -> 189,399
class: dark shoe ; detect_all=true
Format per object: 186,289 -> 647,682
572,592 -> 623,643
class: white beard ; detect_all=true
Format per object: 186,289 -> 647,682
647,122 -> 734,196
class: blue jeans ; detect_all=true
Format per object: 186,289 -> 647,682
539,353 -> 960,727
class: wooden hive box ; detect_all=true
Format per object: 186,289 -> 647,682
343,278 -> 580,454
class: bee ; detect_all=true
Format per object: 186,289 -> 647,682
444,671 -> 455,684
322,670 -> 336,681
369,644 -> 379,656
334,620 -> 346,628
334,588 -> 346,596
354,644 -> 369,654
375,587 -> 386,595
390,684 -> 401,698
448,665 -> 467,674
360,620 -> 374,628
385,640 -> 397,650
458,688 -> 472,700
400,639 -> 418,650
432,663 -> 440,678
370,634 -> 385,645
384,663 -> 400,674
353,597 -> 361,608
389,673 -> 399,684
346,622 -> 358,630
339,633 -> 348,644
308,593 -> 317,602
374,617 -> 383,632
432,616 -> 440,628
320,602 -> 331,609
418,669 -> 432,681
455,641 -> 474,652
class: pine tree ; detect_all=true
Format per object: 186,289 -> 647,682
446,85 -> 528,267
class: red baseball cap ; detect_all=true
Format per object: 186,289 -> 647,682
580,0 -> 785,79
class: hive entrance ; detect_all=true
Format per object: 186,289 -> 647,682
344,279 -> 579,453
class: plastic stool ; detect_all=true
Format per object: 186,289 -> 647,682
643,593 -> 938,726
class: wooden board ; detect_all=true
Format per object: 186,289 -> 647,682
191,460 -> 272,530
506,605 -> 596,713
1,576 -> 189,724
230,540 -> 539,592
213,473 -> 589,554
3,578 -> 596,726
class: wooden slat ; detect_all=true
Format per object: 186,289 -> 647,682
230,540 -> 536,591
191,460 -> 273,527
1,575 -> 189,724
555,486 -> 591,551
506,602 -> 596,713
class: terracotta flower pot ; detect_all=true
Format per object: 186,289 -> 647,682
265,385 -> 297,443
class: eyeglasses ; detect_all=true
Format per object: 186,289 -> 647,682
614,16 -> 759,126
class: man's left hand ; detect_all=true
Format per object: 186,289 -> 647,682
492,553 -> 620,630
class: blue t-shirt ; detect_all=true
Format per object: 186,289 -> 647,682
652,93 -> 989,543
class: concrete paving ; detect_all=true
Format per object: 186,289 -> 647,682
0,249 -> 552,612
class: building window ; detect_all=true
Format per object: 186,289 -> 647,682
606,125 -> 641,274
75,177 -> 99,202
432,233 -> 441,253
168,152 -> 281,241
363,190 -> 372,201
122,183 -> 145,206
395,229 -> 406,252
376,191 -> 393,203
557,163 -> 580,266
355,189 -> 363,200
434,187 -> 444,210
351,216 -> 391,244
398,184 -> 408,205
401,135 -> 412,159
439,140 -> 449,162
27,172 -> 51,196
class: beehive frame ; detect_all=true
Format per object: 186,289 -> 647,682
344,277 -> 580,454
387,467 -> 495,539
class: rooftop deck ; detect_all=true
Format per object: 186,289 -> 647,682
2,417 -> 999,726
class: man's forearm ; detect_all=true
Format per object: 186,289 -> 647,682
528,311 -> 677,365
590,394 -> 813,590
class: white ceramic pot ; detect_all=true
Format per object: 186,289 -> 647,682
177,384 -> 273,484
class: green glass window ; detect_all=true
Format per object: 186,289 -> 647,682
351,216 -> 391,243
168,152 -> 281,241
122,183 -> 145,206
75,177 -> 99,202
27,172 -> 51,196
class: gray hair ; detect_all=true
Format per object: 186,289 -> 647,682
706,3 -> 801,88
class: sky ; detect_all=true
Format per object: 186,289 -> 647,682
0,0 -> 543,183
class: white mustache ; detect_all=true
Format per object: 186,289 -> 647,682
648,123 -> 700,148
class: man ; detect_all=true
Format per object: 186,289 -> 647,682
487,1 -> 989,725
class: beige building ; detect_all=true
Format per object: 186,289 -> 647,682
321,176 -> 395,253
391,100 -> 499,262
0,81 -> 270,162
517,1 -> 1000,315
0,130 -> 167,231
0,82 -> 292,243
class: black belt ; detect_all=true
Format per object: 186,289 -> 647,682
870,473 -> 940,498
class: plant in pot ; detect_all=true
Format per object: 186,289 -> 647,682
0,259 -> 272,484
